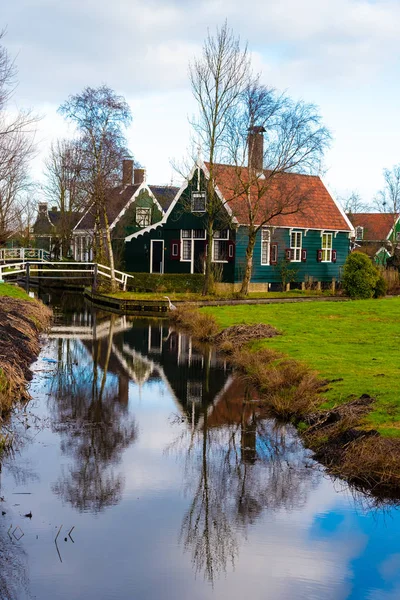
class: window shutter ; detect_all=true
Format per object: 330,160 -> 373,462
227,241 -> 235,261
332,249 -> 337,263
170,239 -> 180,260
285,248 -> 291,261
270,243 -> 278,265
317,249 -> 323,262
301,249 -> 307,262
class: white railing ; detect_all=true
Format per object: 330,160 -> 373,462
0,248 -> 51,262
0,260 -> 134,291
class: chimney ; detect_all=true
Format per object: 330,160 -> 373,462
122,159 -> 133,186
248,126 -> 265,173
51,206 -> 58,212
134,168 -> 146,185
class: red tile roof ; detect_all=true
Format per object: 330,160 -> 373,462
347,213 -> 398,241
205,163 -> 351,231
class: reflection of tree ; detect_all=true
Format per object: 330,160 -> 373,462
176,381 -> 319,584
49,316 -> 138,513
0,524 -> 30,600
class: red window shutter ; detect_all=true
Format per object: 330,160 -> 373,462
285,248 -> 291,261
171,240 -> 180,260
332,249 -> 337,263
228,241 -> 235,261
270,243 -> 278,265
301,249 -> 307,262
317,249 -> 323,262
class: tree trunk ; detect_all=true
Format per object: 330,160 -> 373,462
239,230 -> 256,296
102,205 -> 117,292
203,222 -> 214,295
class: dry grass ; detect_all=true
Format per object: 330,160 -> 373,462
170,304 -> 220,341
0,297 -> 51,415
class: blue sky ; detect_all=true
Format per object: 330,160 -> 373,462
3,0 -> 400,204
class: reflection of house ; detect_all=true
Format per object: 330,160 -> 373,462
125,130 -> 353,289
347,213 -> 400,265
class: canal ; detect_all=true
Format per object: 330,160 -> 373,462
1,291 -> 400,600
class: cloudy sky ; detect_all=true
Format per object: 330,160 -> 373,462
3,0 -> 400,204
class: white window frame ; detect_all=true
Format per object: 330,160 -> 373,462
136,207 -> 151,227
321,232 -> 333,262
180,230 -> 207,271
290,231 -> 302,262
191,191 -> 206,212
261,228 -> 271,265
355,226 -> 364,241
212,230 -> 230,263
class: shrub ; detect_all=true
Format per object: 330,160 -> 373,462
374,275 -> 387,298
126,273 -> 205,294
342,252 -> 380,299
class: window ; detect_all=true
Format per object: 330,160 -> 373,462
321,232 -> 333,261
193,229 -> 206,239
396,231 -> 400,242
171,243 -> 179,257
136,207 -> 151,227
355,226 -> 364,241
212,230 -> 229,262
261,228 -> 271,265
290,231 -> 302,262
182,239 -> 192,261
182,229 -> 191,238
191,191 -> 206,212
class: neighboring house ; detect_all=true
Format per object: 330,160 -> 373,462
72,160 -> 178,261
124,156 -> 353,291
32,159 -> 178,262
32,203 -> 83,256
347,213 -> 400,266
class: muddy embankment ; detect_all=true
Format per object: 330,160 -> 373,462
171,305 -> 400,502
0,296 -> 52,434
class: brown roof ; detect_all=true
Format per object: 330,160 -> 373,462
347,213 -> 398,241
76,185 -> 141,230
205,163 -> 351,231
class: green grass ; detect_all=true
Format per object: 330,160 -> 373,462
0,282 -> 30,299
202,298 -> 400,437
104,289 -> 330,301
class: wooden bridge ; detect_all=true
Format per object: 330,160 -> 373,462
0,250 -> 134,291
0,247 -> 51,263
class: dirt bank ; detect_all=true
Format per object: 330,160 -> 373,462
171,305 -> 400,501
0,296 -> 52,418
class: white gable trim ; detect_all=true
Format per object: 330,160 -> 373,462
323,181 -> 354,235
110,182 -> 154,230
124,160 -> 237,242
386,215 -> 400,242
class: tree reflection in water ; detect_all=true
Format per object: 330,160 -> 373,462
0,524 -> 30,600
48,315 -> 138,513
175,379 -> 320,584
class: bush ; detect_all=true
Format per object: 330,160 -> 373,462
126,273 -> 204,293
374,275 -> 387,298
343,252 -> 380,299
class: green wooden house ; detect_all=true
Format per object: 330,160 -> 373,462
124,160 -> 354,291
347,212 -> 400,266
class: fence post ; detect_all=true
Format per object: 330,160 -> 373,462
92,263 -> 98,293
0,265 -> 3,283
26,262 -> 30,292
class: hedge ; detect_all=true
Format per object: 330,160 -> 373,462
126,273 -> 205,293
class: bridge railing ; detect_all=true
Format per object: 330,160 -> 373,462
0,260 -> 134,290
0,248 -> 51,263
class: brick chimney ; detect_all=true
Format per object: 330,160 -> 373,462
122,159 -> 133,186
134,168 -> 146,185
248,126 -> 265,172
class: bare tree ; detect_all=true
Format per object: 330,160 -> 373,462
43,138 -> 86,255
374,165 -> 400,254
340,191 -> 369,214
59,86 -> 132,289
189,21 -> 250,295
226,79 -> 331,296
0,30 -> 38,243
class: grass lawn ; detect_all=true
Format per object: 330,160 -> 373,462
105,289 -> 331,301
0,282 -> 30,300
202,298 -> 400,437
